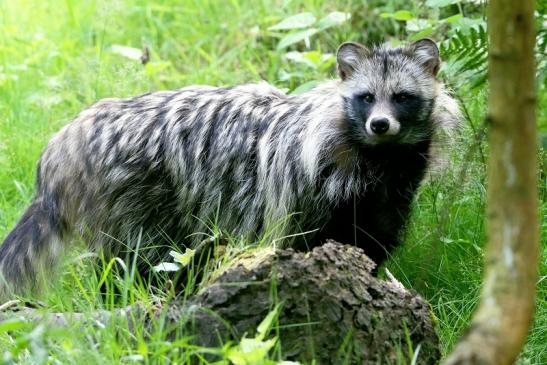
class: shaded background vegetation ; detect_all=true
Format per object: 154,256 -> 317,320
0,0 -> 545,363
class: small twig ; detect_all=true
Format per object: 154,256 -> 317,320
0,299 -> 21,312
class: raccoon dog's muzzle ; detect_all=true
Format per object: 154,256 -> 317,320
365,104 -> 401,137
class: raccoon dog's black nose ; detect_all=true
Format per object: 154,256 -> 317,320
370,117 -> 390,134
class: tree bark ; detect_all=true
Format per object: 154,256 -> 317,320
443,1 -> 539,364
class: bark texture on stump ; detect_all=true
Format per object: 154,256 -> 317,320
169,241 -> 440,364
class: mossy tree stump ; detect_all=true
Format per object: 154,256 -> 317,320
165,241 -> 440,364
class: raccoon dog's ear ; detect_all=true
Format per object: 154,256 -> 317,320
409,38 -> 440,76
336,42 -> 370,80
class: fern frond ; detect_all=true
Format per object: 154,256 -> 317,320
440,25 -> 488,90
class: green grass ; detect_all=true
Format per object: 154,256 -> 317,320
0,0 -> 545,363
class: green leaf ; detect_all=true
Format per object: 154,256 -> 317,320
169,248 -> 196,266
381,10 -> 415,21
276,28 -> 318,50
290,80 -> 320,95
0,318 -> 29,333
408,27 -> 434,40
406,19 -> 430,32
302,50 -> 322,64
285,51 -> 317,69
240,337 -> 276,353
277,69 -> 295,82
393,10 -> 415,21
256,305 -> 281,340
425,0 -> 461,8
441,14 -> 463,24
268,13 -> 316,31
286,50 -> 333,68
449,17 -> 485,33
227,338 -> 277,364
144,61 -> 171,76
316,11 -> 351,30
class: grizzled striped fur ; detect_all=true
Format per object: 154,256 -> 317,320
0,39 -> 461,298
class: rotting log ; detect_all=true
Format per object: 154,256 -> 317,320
1,241 -> 441,364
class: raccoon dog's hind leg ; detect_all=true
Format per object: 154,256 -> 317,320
0,196 -> 65,299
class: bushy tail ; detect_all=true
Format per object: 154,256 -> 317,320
0,199 -> 62,300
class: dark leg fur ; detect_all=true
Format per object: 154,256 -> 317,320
318,192 -> 413,266
316,141 -> 430,266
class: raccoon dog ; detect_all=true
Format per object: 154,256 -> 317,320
0,39 -> 460,298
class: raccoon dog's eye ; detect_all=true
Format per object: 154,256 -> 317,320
393,93 -> 413,103
362,93 -> 374,103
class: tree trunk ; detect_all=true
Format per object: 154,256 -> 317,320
443,1 -> 539,364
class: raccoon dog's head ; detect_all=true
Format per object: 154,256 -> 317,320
337,39 -> 441,146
